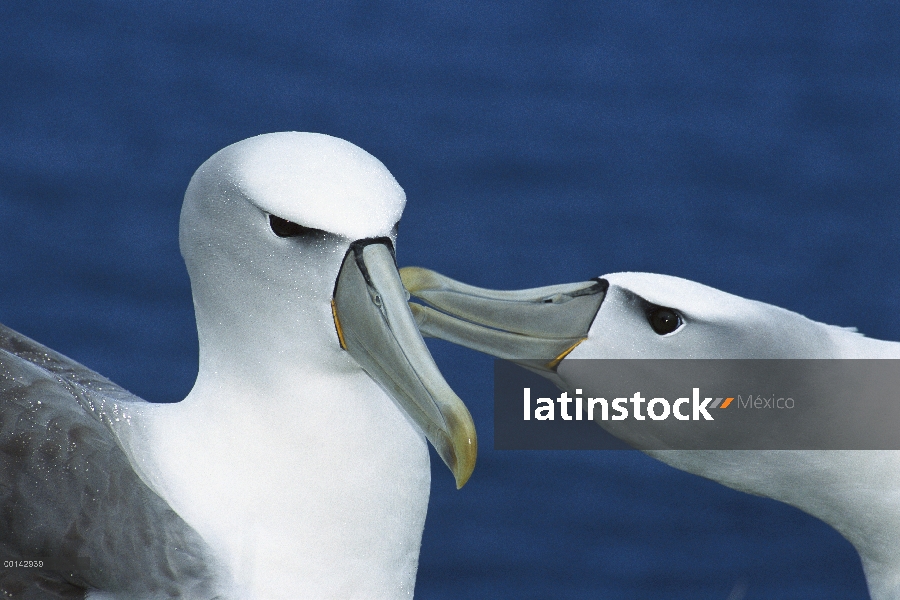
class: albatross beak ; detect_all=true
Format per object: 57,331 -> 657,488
332,240 -> 477,489
399,267 -> 607,372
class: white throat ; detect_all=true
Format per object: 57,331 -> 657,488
116,289 -> 432,598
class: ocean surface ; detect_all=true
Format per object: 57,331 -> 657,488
1,1 -> 898,598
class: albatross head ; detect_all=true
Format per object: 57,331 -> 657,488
179,132 -> 475,489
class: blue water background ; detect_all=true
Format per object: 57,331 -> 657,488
1,2 -> 898,598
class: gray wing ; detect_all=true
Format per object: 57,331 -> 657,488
0,323 -> 221,599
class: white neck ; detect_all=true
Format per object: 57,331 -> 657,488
643,319 -> 900,599
119,345 -> 430,598
114,263 -> 431,598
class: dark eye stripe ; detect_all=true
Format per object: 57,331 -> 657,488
269,215 -> 316,238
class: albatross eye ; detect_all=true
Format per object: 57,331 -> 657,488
648,307 -> 682,335
270,215 -> 315,238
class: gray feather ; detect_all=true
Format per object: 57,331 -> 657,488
0,323 -> 222,599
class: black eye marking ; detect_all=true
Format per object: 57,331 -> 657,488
648,306 -> 682,335
269,215 -> 318,238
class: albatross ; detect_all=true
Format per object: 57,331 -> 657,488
0,132 -> 476,599
401,267 -> 900,600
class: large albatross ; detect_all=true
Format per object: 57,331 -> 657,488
0,132 -> 476,599
401,267 -> 900,600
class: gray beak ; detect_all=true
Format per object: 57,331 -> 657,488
332,241 -> 477,489
399,267 -> 607,372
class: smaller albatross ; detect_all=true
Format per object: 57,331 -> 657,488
0,133 -> 476,599
401,267 -> 900,600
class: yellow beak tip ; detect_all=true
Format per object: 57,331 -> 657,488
451,443 -> 477,489
398,266 -> 435,294
454,469 -> 472,490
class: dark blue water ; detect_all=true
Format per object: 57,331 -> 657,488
1,2 -> 897,598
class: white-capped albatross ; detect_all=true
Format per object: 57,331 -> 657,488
0,132 -> 476,600
401,268 -> 900,600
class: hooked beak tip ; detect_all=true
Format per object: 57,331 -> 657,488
453,440 -> 477,489
398,266 -> 437,295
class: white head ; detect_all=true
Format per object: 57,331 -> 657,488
178,132 -> 475,482
179,132 -> 404,381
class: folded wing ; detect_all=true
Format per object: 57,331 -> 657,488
0,323 -> 219,599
